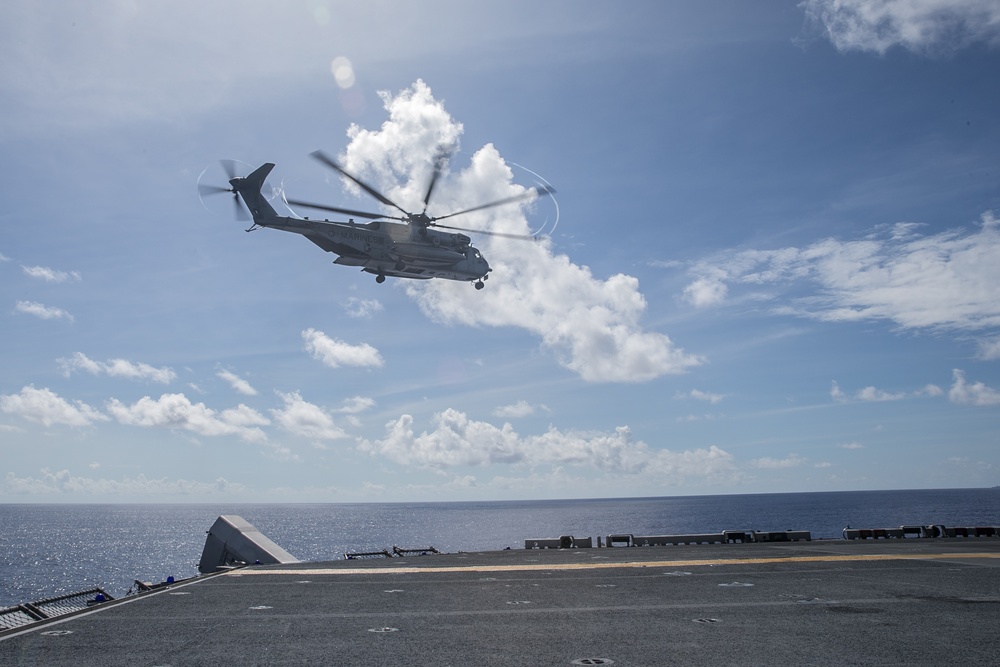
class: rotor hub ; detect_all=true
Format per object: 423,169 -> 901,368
410,213 -> 432,227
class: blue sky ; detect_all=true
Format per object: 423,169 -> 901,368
2,1 -> 999,502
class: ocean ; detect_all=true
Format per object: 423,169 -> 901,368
2,488 -> 998,608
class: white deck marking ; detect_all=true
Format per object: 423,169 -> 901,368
229,551 -> 1000,577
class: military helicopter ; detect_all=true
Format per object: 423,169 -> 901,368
199,151 -> 554,289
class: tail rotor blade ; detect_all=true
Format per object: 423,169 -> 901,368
198,183 -> 233,197
198,159 -> 251,222
233,194 -> 249,221
220,159 -> 238,181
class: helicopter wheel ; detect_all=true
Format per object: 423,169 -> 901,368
376,274 -> 386,284
474,280 -> 484,290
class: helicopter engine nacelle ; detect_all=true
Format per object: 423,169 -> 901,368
416,226 -> 469,249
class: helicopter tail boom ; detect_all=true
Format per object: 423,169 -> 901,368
233,163 -> 278,220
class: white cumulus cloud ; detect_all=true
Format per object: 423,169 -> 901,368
106,393 -> 269,443
682,269 -> 729,307
339,81 -> 701,383
361,408 -> 736,483
271,391 -> 349,441
302,328 -> 384,369
949,368 -> 1000,406
0,385 -> 108,427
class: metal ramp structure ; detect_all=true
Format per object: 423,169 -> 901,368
0,588 -> 113,632
198,515 -> 299,573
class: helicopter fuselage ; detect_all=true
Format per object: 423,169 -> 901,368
254,214 -> 491,284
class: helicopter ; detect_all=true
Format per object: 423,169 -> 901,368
199,151 -> 554,289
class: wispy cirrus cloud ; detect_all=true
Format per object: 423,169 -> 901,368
977,336 -> 1000,361
217,368 -> 258,396
333,396 -> 376,414
751,454 -> 806,469
801,0 -> 1000,55
59,352 -> 176,384
676,389 -> 725,404
21,265 -> 81,283
14,300 -> 73,322
831,380 -> 941,402
331,396 -> 376,429
492,400 -> 543,419
683,215 -> 1000,340
1,468 -> 248,498
343,297 -> 384,319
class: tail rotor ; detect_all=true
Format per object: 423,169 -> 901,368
197,159 -> 250,221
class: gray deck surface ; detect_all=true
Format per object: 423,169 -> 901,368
3,539 -> 999,666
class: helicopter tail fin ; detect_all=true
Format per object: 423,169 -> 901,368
234,163 -> 279,220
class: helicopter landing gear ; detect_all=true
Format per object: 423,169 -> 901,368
474,280 -> 484,290
376,273 -> 386,284
394,261 -> 405,271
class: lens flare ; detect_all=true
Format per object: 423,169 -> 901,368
331,56 -> 355,89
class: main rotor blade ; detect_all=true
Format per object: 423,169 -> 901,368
283,198 -> 400,221
430,185 -> 556,222
429,221 -> 541,241
422,148 -> 452,212
309,150 -> 410,218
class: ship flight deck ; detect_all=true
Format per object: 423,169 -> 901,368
2,537 -> 998,666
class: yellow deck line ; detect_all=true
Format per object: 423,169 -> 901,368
230,551 -> 1000,577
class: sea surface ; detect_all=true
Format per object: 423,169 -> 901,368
2,488 -> 998,607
